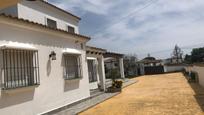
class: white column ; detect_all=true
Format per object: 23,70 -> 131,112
95,60 -> 100,84
119,58 -> 125,79
98,56 -> 106,91
141,64 -> 145,75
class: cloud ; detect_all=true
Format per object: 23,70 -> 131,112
49,0 -> 116,15
49,0 -> 204,59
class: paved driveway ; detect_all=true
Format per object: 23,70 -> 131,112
79,73 -> 204,115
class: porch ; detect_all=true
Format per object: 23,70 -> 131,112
86,47 -> 126,95
104,52 -> 125,79
86,46 -> 106,91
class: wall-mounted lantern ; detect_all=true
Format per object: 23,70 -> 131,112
49,51 -> 56,60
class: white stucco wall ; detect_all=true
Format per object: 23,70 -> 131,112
191,66 -> 204,88
0,1 -> 80,34
0,22 -> 90,115
164,65 -> 185,73
16,1 -> 79,33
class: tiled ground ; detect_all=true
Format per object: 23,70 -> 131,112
80,73 -> 204,115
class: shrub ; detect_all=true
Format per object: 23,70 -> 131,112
112,80 -> 123,88
190,72 -> 197,81
109,68 -> 120,80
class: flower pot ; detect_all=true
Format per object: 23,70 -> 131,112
106,87 -> 122,93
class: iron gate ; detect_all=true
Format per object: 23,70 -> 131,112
144,66 -> 164,75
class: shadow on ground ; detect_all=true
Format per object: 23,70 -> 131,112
184,75 -> 204,112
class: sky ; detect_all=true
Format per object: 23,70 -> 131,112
49,0 -> 204,59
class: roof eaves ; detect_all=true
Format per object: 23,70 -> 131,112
106,52 -> 124,56
39,0 -> 81,20
86,46 -> 107,52
0,13 -> 90,41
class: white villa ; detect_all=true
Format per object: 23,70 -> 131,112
0,0 -> 125,115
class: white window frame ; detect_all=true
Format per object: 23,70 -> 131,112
67,25 -> 75,33
1,48 -> 40,90
45,17 -> 57,29
63,54 -> 82,80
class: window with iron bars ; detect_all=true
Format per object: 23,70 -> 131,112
63,54 -> 82,80
1,49 -> 40,90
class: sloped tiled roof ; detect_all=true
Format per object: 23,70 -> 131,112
0,13 -> 90,41
86,46 -> 107,54
39,0 -> 81,20
104,52 -> 124,58
86,46 -> 106,52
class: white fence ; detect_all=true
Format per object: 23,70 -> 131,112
164,65 -> 186,73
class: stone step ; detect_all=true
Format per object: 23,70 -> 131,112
43,79 -> 136,115
90,89 -> 104,97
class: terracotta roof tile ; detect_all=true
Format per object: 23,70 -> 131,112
0,13 -> 90,40
39,0 -> 81,20
104,52 -> 124,58
86,46 -> 107,52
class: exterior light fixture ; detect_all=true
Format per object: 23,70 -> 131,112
49,51 -> 56,60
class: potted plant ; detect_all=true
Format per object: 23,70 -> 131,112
106,68 -> 123,93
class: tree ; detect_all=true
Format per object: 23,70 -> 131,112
124,55 -> 138,77
171,45 -> 183,63
191,47 -> 204,63
184,47 -> 204,63
184,54 -> 191,64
